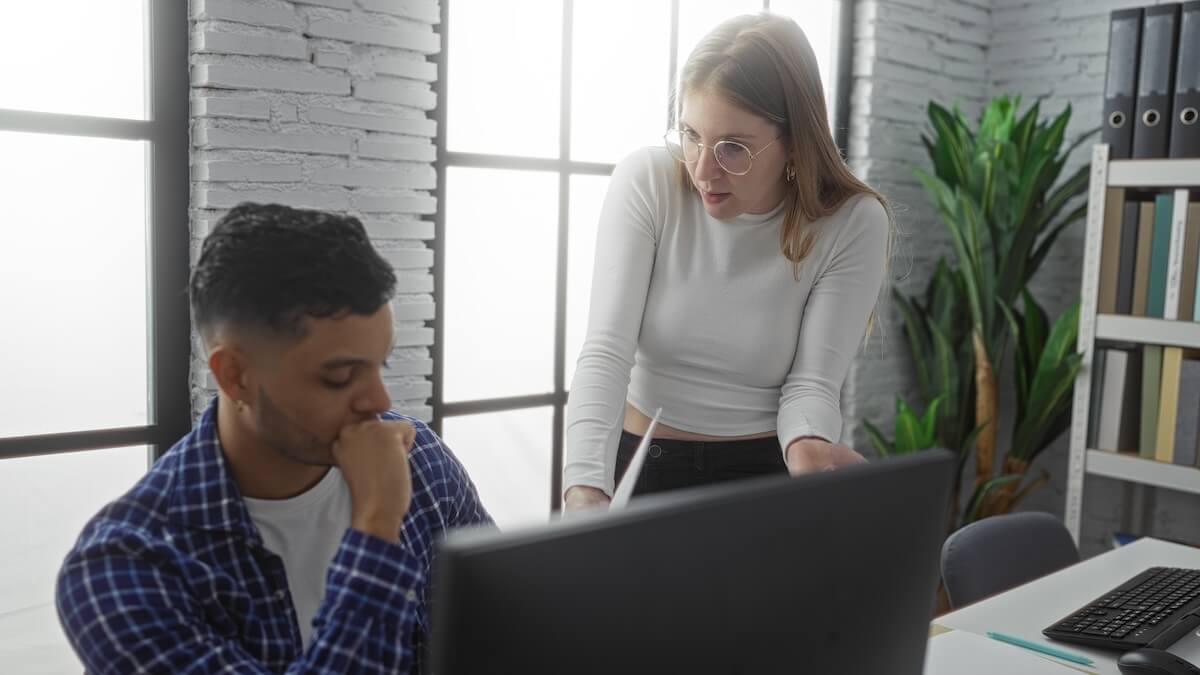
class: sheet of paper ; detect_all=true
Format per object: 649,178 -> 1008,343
923,630 -> 1094,675
609,408 -> 661,509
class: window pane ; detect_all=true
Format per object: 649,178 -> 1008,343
768,0 -> 840,112
566,174 -> 610,390
0,132 -> 148,438
442,407 -> 552,528
571,0 -> 672,163
0,2 -> 146,120
676,0 -> 764,75
0,446 -> 149,672
447,0 -> 562,158
443,168 -> 558,401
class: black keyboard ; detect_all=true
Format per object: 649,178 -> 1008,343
1044,567 -> 1200,651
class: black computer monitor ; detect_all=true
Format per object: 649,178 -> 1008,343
429,450 -> 955,675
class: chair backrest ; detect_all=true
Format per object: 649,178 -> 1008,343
940,511 -> 1080,609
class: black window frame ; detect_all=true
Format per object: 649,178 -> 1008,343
431,0 -> 856,512
0,1 -> 192,462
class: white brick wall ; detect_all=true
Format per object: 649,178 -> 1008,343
189,0 -> 440,422
850,0 -> 1193,556
846,0 -> 990,462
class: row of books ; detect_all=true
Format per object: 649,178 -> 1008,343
1088,345 -> 1200,465
1102,3 -> 1200,159
1097,190 -> 1200,319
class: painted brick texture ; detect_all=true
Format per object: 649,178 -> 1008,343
189,0 -> 440,421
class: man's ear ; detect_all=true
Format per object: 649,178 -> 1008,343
208,344 -> 253,406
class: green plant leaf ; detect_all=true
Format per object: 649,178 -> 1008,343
921,395 -> 945,444
1030,203 -> 1089,273
1034,301 -> 1080,382
894,289 -> 933,399
1033,162 -> 1089,235
996,299 -> 1031,422
862,418 -> 893,458
1021,289 -> 1050,359
926,102 -> 972,185
1013,355 -> 1082,459
963,474 -> 1022,524
1011,98 -> 1039,163
1059,117 -> 1100,160
895,398 -> 922,452
1010,302 -> 1081,459
958,423 -> 985,460
928,320 -> 958,417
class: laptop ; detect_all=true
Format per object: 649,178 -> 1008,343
428,449 -> 956,675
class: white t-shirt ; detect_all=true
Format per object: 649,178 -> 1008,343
563,146 -> 889,494
243,467 -> 353,648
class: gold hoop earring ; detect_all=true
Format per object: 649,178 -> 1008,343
785,163 -> 796,183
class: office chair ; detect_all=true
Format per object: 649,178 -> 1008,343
941,511 -> 1080,609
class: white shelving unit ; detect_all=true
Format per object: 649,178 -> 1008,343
1096,314 -> 1200,349
1064,145 -> 1200,542
1107,158 -> 1200,187
1085,450 -> 1200,495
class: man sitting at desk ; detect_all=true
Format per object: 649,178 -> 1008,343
56,203 -> 491,673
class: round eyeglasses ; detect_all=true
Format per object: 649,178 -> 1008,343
663,129 -> 780,176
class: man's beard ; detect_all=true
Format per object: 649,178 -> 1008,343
255,387 -> 335,467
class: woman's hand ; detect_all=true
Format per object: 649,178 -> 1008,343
785,437 -> 867,475
563,485 -> 612,511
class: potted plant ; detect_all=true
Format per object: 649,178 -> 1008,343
866,95 -> 1095,531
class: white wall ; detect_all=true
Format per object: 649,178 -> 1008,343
845,0 -> 989,451
189,0 -> 440,420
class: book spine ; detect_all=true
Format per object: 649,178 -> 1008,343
1090,349 -> 1109,449
1117,199 -> 1143,315
1133,202 -> 1157,317
1099,189 -> 1127,313
1180,203 -> 1200,322
1147,194 -> 1175,318
1141,344 -> 1164,458
1156,347 -> 1184,462
1164,190 -> 1191,320
1173,358 -> 1200,467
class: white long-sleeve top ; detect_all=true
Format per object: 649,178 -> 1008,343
563,146 -> 889,495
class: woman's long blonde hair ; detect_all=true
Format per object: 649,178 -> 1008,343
675,13 -> 893,281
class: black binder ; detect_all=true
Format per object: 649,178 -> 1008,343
1133,3 -> 1183,159
1116,197 -> 1142,314
1169,1 -> 1200,158
1104,8 -> 1144,159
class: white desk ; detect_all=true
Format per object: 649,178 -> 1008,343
929,538 -> 1200,674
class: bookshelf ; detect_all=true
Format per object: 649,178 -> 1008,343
1096,315 -> 1200,350
1107,159 -> 1200,188
1064,145 -> 1200,543
1085,450 -> 1200,495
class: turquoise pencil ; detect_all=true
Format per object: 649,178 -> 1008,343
986,631 -> 1095,666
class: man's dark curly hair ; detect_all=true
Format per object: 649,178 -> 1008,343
190,203 -> 396,342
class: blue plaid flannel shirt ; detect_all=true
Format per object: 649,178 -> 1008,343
56,400 -> 492,674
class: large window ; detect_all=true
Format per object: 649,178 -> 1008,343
433,0 -> 852,527
0,2 -> 189,669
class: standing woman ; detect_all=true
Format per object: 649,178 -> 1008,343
563,13 -> 892,510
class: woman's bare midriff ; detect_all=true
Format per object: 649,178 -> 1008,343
622,402 -> 776,441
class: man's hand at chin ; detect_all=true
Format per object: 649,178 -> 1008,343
332,419 -> 416,543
